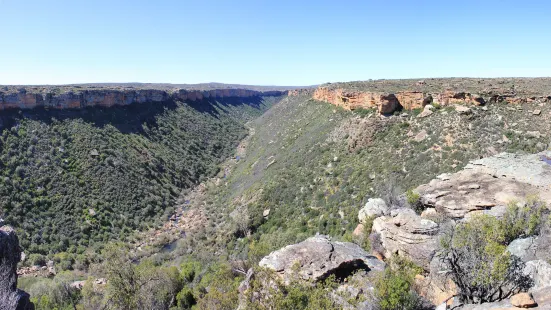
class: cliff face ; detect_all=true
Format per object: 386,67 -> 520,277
0,225 -> 34,310
312,86 -> 550,114
0,88 -> 287,111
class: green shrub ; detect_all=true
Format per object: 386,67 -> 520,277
176,287 -> 196,309
245,268 -> 339,310
439,213 -> 534,303
27,253 -> 46,266
179,259 -> 202,283
374,256 -> 423,310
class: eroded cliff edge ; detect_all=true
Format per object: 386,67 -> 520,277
303,78 -> 551,114
0,86 -> 287,111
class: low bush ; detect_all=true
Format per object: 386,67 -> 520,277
373,256 -> 425,310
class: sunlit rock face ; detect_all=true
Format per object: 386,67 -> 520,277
0,87 -> 287,111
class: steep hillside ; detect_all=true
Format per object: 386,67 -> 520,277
177,91 -> 551,260
0,94 -> 283,254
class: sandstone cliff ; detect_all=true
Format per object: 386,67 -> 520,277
312,86 -> 550,114
0,87 -> 287,111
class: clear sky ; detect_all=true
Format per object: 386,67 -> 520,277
1,0 -> 550,86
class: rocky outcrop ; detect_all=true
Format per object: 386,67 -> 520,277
312,85 -> 546,114
0,225 -> 34,310
524,260 -> 551,290
358,198 -> 389,223
313,87 -> 422,113
508,237 -> 538,262
371,208 -> 439,270
258,235 -> 385,284
0,87 -> 287,111
416,152 -> 551,219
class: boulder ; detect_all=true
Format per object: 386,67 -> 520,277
414,129 -> 428,142
372,209 -> 439,270
455,105 -> 472,114
352,223 -> 365,237
418,105 -> 434,118
358,198 -> 389,223
510,292 -> 537,308
524,260 -> 551,290
378,94 -> 400,114
259,235 -> 384,284
507,237 -> 538,262
0,226 -> 34,310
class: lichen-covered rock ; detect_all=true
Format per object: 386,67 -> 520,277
524,260 -> 551,290
507,237 -> 538,262
372,209 -> 439,270
259,235 -> 384,284
0,225 -> 34,310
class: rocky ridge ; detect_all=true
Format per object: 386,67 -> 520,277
304,78 -> 551,114
0,86 -> 286,111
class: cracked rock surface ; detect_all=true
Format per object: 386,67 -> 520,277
416,151 -> 551,219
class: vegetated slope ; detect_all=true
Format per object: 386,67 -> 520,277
0,96 -> 282,254
188,94 -> 551,260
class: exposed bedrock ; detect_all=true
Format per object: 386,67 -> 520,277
312,86 -> 549,114
416,151 -> 551,219
0,88 -> 287,111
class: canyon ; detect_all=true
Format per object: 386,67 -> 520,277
4,78 -> 551,115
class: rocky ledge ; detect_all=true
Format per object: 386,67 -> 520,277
311,86 -> 550,114
0,87 -> 287,111
417,151 -> 551,219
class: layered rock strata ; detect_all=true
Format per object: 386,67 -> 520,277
313,86 -> 549,114
0,88 -> 286,111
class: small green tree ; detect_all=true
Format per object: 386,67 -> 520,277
439,214 -> 533,303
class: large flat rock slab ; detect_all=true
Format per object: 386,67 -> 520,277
417,152 -> 551,219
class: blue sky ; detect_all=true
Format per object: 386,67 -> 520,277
0,0 -> 550,85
